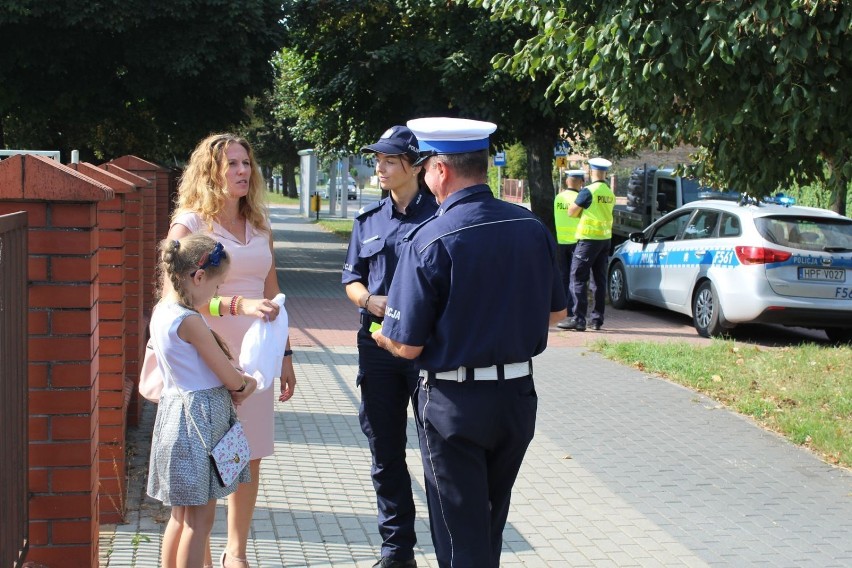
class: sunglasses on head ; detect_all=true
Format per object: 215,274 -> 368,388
190,242 -> 226,277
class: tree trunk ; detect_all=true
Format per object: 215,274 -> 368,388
262,165 -> 274,192
282,159 -> 299,198
524,129 -> 559,236
825,155 -> 848,217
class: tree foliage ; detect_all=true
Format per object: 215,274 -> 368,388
0,0 -> 283,163
477,0 -> 852,215
278,0 -> 624,230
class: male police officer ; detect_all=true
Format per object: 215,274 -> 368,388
560,157 -> 615,332
342,125 -> 438,568
372,117 -> 567,568
554,169 -> 585,327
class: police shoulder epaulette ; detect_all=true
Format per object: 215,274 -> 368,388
355,200 -> 383,218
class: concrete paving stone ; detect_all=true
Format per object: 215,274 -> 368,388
101,204 -> 852,567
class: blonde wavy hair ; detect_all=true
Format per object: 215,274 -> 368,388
172,133 -> 269,231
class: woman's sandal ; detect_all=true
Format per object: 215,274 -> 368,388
220,550 -> 249,567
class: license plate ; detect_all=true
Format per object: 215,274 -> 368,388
797,267 -> 846,282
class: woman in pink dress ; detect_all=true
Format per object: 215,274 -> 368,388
166,133 -> 297,568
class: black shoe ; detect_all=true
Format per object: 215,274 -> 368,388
557,317 -> 586,332
589,322 -> 602,331
373,558 -> 417,568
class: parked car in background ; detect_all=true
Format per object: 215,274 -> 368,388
607,196 -> 852,340
320,176 -> 357,200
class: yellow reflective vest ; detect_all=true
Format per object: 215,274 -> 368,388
553,189 -> 579,245
576,180 -> 615,240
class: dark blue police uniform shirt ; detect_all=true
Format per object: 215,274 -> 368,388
382,184 -> 566,372
342,188 -> 438,315
574,187 -> 592,208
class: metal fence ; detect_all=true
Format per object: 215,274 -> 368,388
502,178 -> 525,203
0,211 -> 29,567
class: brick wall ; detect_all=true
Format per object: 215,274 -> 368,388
0,154 -> 113,567
71,162 -> 143,524
99,164 -> 149,429
105,157 -> 171,429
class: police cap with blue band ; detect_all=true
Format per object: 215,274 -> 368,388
361,125 -> 421,164
407,117 -> 497,165
565,169 -> 586,179
588,157 -> 612,171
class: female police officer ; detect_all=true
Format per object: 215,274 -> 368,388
342,125 -> 438,568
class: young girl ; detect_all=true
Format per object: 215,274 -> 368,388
147,234 -> 258,568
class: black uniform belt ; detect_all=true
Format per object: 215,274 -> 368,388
419,361 -> 532,382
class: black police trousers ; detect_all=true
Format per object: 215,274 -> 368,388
571,238 -> 611,325
557,242 -> 576,316
416,374 -> 537,567
357,327 -> 420,560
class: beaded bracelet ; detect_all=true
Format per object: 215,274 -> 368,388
209,296 -> 223,317
229,295 -> 243,316
364,293 -> 373,310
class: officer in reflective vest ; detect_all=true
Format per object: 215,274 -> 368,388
553,169 -> 585,327
558,157 -> 614,332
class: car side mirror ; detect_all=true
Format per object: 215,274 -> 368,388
629,231 -> 647,243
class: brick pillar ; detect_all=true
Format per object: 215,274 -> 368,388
71,162 -> 139,523
0,154 -> 113,567
105,156 -> 172,324
99,164 -> 148,427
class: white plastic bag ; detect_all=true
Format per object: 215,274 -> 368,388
239,293 -> 288,391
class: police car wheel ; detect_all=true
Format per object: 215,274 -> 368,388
824,327 -> 852,343
608,262 -> 631,309
692,280 -> 725,337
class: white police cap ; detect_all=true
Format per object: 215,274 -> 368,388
406,117 -> 497,156
588,157 -> 612,170
566,169 -> 586,178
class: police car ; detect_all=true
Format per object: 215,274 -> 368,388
607,196 -> 852,340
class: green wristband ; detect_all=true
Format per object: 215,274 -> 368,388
209,296 -> 223,317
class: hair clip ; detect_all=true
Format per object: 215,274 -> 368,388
191,242 -> 226,277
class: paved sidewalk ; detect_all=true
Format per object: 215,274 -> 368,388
100,204 -> 852,567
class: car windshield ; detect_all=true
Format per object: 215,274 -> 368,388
755,216 -> 852,252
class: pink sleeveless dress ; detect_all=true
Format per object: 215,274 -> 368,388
172,211 -> 275,459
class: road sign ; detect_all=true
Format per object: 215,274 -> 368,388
494,152 -> 506,166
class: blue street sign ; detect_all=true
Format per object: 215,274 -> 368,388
494,152 -> 506,166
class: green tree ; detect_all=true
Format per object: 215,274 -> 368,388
240,50 -> 313,198
475,0 -> 852,216
505,142 -> 527,180
0,0 -> 283,163
279,0 -> 623,232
